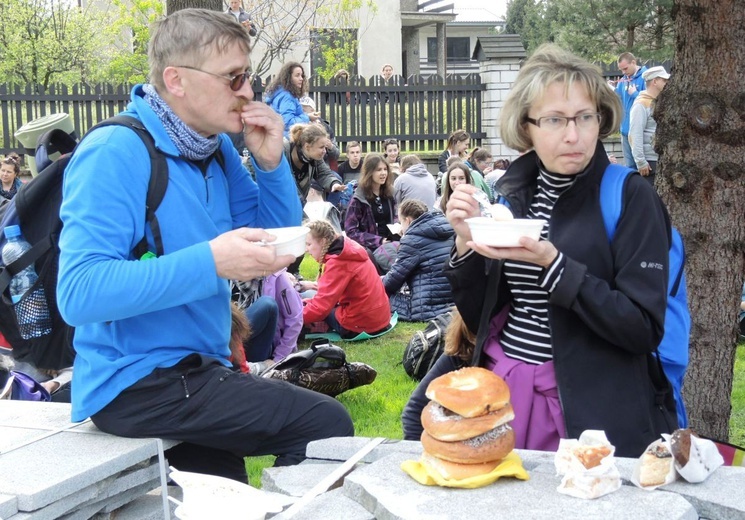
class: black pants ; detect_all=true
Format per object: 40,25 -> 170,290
91,354 -> 354,482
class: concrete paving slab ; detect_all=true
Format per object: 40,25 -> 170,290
8,462 -> 160,520
93,490 -> 171,520
661,465 -> 745,520
0,432 -> 162,511
0,493 -> 18,519
0,401 -> 74,432
262,462 -> 344,497
272,488 -> 374,520
343,453 -> 698,520
305,437 -> 422,463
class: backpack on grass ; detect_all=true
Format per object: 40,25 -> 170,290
263,339 -> 377,397
600,164 -> 690,428
0,115 -> 181,370
402,310 -> 453,381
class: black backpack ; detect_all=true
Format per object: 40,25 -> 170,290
401,310 -> 453,381
0,115 -> 175,370
264,340 -> 377,397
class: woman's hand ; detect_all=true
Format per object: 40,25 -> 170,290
445,184 -> 481,256
468,236 -> 559,268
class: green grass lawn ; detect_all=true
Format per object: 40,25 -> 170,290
244,255 -> 745,486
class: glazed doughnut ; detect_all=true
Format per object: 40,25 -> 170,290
421,401 -> 515,442
420,450 -> 502,480
425,367 -> 510,418
421,424 -> 515,464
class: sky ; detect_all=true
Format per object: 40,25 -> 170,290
452,0 -> 508,18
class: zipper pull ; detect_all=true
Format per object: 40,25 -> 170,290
181,375 -> 190,398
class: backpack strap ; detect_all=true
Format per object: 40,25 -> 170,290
599,163 -> 636,241
88,115 -> 169,259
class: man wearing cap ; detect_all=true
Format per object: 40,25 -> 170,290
628,66 -> 670,185
615,52 -> 647,168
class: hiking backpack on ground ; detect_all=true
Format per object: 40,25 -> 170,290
402,310 -> 453,381
600,164 -> 690,428
263,340 -> 377,397
0,115 -> 174,370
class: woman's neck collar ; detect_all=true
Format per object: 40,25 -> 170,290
291,146 -> 302,169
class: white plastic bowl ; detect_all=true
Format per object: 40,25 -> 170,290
465,217 -> 546,247
263,226 -> 310,257
169,469 -> 283,520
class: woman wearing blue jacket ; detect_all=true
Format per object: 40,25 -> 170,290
264,62 -> 319,138
383,199 -> 454,321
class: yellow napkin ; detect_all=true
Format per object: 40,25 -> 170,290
401,451 -> 530,489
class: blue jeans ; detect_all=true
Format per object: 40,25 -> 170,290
621,134 -> 636,168
244,296 -> 278,362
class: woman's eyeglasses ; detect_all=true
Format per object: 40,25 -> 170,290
177,65 -> 256,91
525,113 -> 601,131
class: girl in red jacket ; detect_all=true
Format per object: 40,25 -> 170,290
302,220 -> 391,339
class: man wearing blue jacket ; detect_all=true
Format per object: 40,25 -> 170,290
614,52 -> 647,168
57,9 -> 353,482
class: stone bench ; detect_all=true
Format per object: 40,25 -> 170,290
263,437 -> 745,520
0,401 -> 177,519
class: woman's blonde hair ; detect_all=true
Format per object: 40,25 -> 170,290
306,220 -> 338,278
229,302 -> 252,368
500,44 -> 622,152
359,153 -> 394,199
398,199 -> 427,221
446,130 -> 470,154
288,123 -> 328,148
443,310 -> 476,363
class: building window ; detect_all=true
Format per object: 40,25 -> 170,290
427,37 -> 471,63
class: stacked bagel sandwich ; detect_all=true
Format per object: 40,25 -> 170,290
419,367 -> 516,480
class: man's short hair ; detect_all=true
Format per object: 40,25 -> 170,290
149,9 -> 252,91
617,52 -> 636,64
346,141 -> 361,152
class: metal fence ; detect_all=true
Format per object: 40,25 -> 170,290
0,74 -> 485,156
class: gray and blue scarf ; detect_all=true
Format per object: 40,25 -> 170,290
142,84 -> 221,161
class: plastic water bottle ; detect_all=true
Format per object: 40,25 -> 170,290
2,225 -> 52,338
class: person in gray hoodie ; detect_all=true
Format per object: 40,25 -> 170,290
629,66 -> 670,185
393,154 -> 437,210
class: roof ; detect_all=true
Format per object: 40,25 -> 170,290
472,34 -> 526,61
452,7 -> 504,24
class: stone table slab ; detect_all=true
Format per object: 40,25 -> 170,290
0,401 -> 175,513
263,463 -> 344,497
0,493 -> 18,519
343,453 -> 698,520
306,437 -> 422,463
661,465 -> 745,520
272,488 -> 374,520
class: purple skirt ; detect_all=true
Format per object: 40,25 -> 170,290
482,307 -> 566,452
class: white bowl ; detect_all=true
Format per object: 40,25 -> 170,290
263,226 -> 309,257
169,469 -> 283,520
465,217 -> 546,247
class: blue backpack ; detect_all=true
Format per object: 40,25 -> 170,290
600,164 -> 690,428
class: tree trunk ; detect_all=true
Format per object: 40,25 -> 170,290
654,0 -> 745,440
167,0 -> 223,15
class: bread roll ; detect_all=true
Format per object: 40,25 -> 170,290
421,401 -> 515,442
425,367 -> 510,418
420,451 -> 502,480
421,424 -> 515,464
638,441 -> 673,487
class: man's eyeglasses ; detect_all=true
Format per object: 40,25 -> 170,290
177,65 -> 255,91
525,113 -> 601,131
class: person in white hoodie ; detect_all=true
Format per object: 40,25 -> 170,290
628,66 -> 670,185
393,154 -> 437,210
